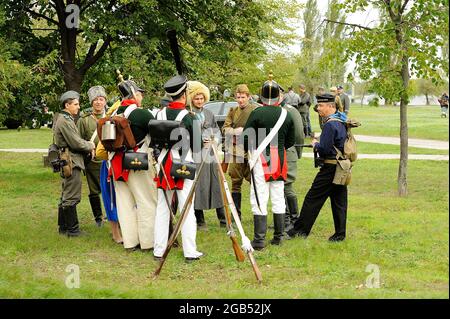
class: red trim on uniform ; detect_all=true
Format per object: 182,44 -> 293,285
156,151 -> 184,190
109,152 -> 130,182
260,146 -> 287,182
168,101 -> 186,110
121,99 -> 137,107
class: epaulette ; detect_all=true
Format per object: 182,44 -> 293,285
62,113 -> 72,120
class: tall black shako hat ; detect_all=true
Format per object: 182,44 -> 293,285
164,74 -> 188,98
316,93 -> 335,104
116,70 -> 145,99
260,71 -> 281,106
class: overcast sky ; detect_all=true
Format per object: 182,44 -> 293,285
286,0 -> 380,54
277,0 -> 380,80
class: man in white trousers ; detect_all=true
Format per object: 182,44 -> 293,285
243,75 -> 295,250
153,75 -> 204,262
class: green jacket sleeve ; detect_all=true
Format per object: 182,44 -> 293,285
60,119 -> 92,153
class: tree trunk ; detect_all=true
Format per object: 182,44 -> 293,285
397,55 -> 409,197
425,93 -> 430,105
62,65 -> 83,92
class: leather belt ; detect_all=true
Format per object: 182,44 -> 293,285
324,159 -> 337,164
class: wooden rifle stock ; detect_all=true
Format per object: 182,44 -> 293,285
216,148 -> 245,262
211,142 -> 262,283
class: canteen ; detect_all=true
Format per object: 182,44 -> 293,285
102,120 -> 116,141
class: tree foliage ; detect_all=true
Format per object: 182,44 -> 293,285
340,0 -> 449,196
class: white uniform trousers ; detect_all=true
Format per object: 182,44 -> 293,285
153,178 -> 202,258
250,157 -> 286,216
114,168 -> 157,249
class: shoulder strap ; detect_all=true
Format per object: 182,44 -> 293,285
175,109 -> 189,122
249,108 -> 287,170
123,104 -> 138,119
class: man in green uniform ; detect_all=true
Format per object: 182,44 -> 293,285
77,86 -> 107,227
222,84 -> 256,219
280,90 -> 305,233
53,91 -> 96,236
243,76 -> 295,249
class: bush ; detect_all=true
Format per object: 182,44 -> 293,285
368,97 -> 380,107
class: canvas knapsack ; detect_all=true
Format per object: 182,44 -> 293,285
329,118 -> 361,162
97,114 -> 136,152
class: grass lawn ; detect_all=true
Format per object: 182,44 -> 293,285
329,105 -> 449,141
0,151 -> 448,298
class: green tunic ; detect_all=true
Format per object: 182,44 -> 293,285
117,106 -> 154,143
53,111 -> 93,170
243,105 -> 296,170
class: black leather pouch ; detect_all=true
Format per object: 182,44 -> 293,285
123,151 -> 149,170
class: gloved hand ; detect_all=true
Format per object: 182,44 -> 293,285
241,236 -> 254,253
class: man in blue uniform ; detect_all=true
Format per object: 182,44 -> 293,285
287,93 -> 348,242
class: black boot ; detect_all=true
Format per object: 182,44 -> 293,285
64,205 -> 82,237
195,209 -> 207,230
231,192 -> 242,220
251,215 -> 267,251
58,205 -> 67,235
216,207 -> 227,227
285,195 -> 299,233
271,214 -> 285,245
89,194 -> 103,227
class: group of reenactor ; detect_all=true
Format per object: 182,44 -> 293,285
53,72 -> 350,264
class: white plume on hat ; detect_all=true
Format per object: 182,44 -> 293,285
186,81 -> 210,107
88,86 -> 107,104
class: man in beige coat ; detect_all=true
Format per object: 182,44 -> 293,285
222,84 -> 256,219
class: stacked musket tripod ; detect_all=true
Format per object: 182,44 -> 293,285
152,139 -> 262,283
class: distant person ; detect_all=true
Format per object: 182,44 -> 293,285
337,85 -> 350,115
330,86 -> 344,112
438,93 -> 449,118
314,87 -> 327,129
298,84 -> 312,137
284,87 -> 301,110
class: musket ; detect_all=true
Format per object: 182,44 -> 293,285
294,144 -> 319,168
153,143 -> 211,278
166,29 -> 184,75
208,140 -> 245,262
210,141 -> 263,283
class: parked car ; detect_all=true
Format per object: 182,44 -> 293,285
203,100 -> 238,130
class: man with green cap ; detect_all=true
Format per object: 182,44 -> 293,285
53,91 -> 96,236
77,85 -> 107,227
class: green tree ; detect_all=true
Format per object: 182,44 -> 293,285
339,0 -> 449,196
